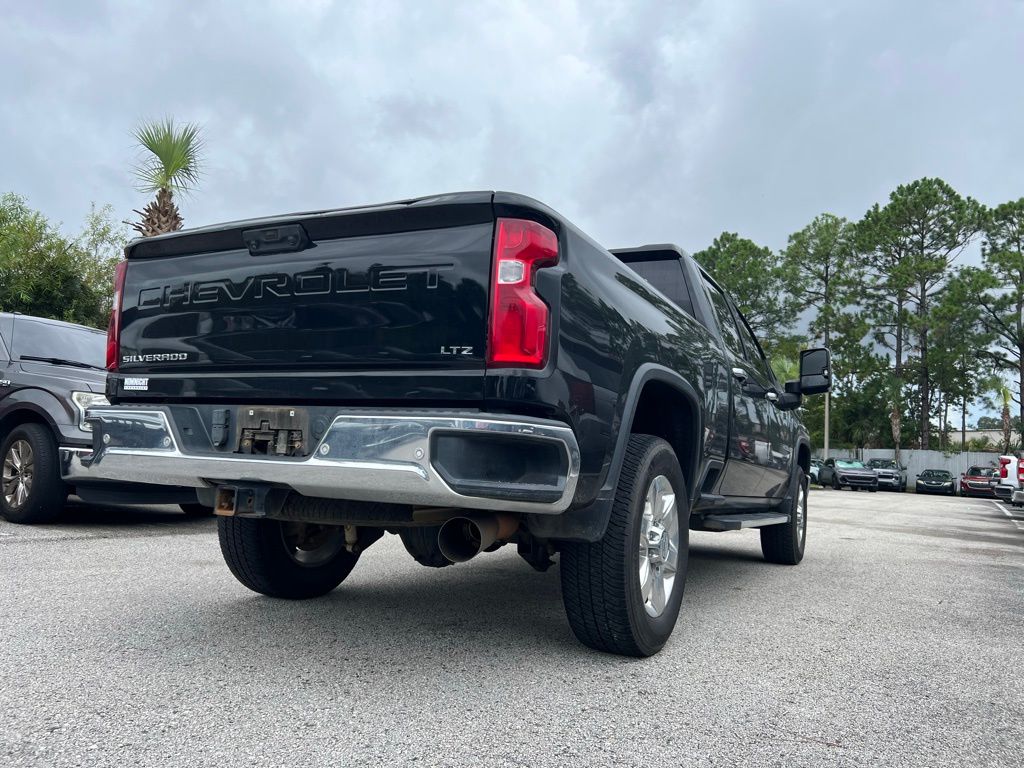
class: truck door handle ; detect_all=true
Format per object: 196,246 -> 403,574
731,368 -> 747,383
765,391 -> 778,403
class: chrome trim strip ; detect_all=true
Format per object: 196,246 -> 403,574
64,408 -> 581,515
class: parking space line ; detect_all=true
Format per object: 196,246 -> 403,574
992,501 -> 1024,531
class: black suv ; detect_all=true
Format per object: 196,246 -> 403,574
0,313 -> 203,523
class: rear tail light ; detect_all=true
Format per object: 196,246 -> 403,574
487,218 -> 559,368
1000,456 -> 1011,478
106,260 -> 127,371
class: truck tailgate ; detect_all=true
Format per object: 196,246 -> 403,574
113,194 -> 494,404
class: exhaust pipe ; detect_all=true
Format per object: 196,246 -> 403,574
437,514 -> 519,563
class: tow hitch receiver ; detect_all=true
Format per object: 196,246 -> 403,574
215,484 -> 285,517
236,407 -> 309,456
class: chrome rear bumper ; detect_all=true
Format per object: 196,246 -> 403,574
63,408 -> 581,515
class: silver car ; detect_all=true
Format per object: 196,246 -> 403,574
819,458 -> 879,492
865,458 -> 907,492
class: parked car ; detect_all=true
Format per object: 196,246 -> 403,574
818,458 -> 878,491
68,191 -> 832,657
865,458 -> 906,491
959,465 -> 998,498
915,469 -> 956,496
994,455 -> 1021,504
809,458 -> 823,484
0,313 -> 206,523
1007,455 -> 1024,507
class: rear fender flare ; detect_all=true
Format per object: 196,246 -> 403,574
530,363 -> 704,543
600,363 -> 704,507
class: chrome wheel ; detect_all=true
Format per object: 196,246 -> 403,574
280,522 -> 345,567
3,439 -> 34,510
638,474 -> 680,618
796,478 -> 806,543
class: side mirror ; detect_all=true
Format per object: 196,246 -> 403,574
798,347 -> 831,395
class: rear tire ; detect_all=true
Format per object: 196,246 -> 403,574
218,517 -> 360,599
0,423 -> 65,524
761,469 -> 807,565
560,435 -> 689,657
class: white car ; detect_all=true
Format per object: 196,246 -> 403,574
995,455 -> 1024,506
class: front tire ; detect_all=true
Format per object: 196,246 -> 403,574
218,517 -> 360,599
560,435 -> 689,657
761,469 -> 807,565
831,474 -> 841,491
0,423 -> 65,524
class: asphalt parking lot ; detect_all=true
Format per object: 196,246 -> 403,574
1,490 -> 1021,768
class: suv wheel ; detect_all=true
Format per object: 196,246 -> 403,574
0,423 -> 65,524
218,517 -> 361,599
560,435 -> 689,657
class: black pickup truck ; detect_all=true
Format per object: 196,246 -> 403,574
69,192 -> 830,656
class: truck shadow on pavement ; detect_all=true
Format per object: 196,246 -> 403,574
126,538 -> 772,664
57,499 -> 211,528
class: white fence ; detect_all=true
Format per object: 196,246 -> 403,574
813,448 -> 1005,485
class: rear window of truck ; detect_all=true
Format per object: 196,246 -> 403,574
626,259 -> 695,317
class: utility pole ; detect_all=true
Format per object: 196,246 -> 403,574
824,392 -> 830,458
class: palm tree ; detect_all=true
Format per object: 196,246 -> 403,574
130,118 -> 204,237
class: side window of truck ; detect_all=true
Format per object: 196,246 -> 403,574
702,278 -> 744,360
733,308 -> 775,384
627,259 -> 695,317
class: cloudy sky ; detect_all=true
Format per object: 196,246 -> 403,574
2,0 -> 1022,256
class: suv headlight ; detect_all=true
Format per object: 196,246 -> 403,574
71,391 -> 109,432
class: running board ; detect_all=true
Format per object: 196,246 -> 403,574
700,512 -> 789,531
697,493 -> 727,506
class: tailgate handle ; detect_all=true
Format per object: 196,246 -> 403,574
242,224 -> 310,256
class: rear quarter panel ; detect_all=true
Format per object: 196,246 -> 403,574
486,194 -> 729,508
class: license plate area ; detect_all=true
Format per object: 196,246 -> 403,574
236,407 -> 310,457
